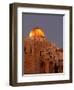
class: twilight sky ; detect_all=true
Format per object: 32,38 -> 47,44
22,13 -> 63,48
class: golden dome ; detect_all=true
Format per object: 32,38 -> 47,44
29,27 -> 45,38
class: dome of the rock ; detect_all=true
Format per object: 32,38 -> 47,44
29,27 -> 45,38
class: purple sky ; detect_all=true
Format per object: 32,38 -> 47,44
22,13 -> 64,48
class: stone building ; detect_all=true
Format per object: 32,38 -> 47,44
24,28 -> 63,74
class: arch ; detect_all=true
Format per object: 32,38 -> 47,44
40,61 -> 45,73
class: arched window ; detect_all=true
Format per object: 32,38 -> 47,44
49,61 -> 54,73
40,61 -> 45,73
54,63 -> 58,73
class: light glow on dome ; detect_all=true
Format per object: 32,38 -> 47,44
29,27 -> 45,38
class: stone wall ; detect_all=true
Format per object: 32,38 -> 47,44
24,37 -> 63,74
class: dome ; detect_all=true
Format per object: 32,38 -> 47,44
29,27 -> 45,38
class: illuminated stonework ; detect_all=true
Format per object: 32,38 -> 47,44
24,27 -> 63,74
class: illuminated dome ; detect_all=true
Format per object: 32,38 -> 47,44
29,27 -> 45,38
